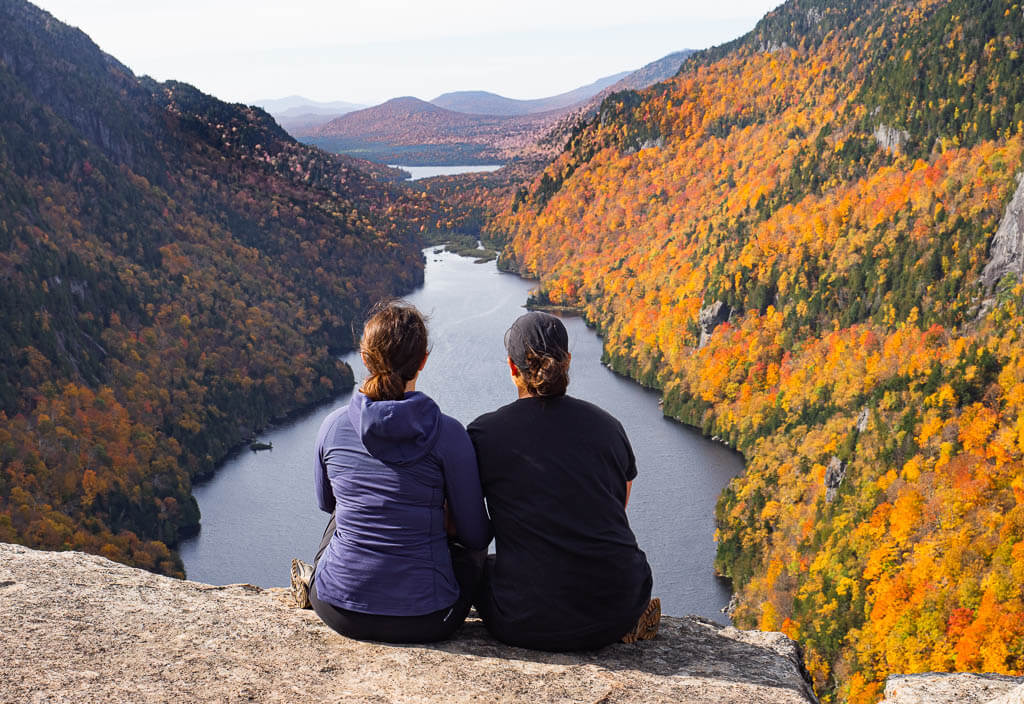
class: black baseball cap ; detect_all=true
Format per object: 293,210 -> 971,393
504,311 -> 569,370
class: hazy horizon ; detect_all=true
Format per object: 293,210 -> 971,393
29,1 -> 782,107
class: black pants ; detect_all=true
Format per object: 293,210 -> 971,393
309,515 -> 484,644
475,555 -> 649,651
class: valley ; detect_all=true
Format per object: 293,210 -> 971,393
3,0 -> 1024,702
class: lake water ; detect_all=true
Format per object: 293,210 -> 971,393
390,164 -> 504,180
179,249 -> 743,622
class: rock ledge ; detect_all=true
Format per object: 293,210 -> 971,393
0,543 -> 817,703
881,673 -> 1024,704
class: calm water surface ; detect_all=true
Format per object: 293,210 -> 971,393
179,249 -> 742,622
390,164 -> 504,180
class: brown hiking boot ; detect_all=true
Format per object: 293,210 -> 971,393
290,558 -> 314,609
621,598 -> 661,643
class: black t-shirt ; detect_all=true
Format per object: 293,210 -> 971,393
468,394 -> 653,648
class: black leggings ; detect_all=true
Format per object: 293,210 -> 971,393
309,515 -> 484,644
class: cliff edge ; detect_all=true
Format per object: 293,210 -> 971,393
0,543 -> 816,703
880,673 -> 1024,704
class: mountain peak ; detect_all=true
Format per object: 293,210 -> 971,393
379,95 -> 447,113
429,72 -> 632,117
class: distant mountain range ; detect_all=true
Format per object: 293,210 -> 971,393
295,50 -> 694,165
254,95 -> 367,116
429,71 -> 630,117
253,96 -> 368,136
303,96 -> 562,165
260,71 -> 631,135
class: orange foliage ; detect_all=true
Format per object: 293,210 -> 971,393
479,0 -> 1024,700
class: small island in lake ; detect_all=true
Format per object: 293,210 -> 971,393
424,233 -> 498,263
250,442 -> 273,452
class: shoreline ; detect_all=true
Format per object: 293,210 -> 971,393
186,375 -> 355,488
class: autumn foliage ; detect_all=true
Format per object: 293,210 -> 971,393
484,0 -> 1024,700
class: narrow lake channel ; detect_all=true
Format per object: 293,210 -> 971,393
179,248 -> 743,623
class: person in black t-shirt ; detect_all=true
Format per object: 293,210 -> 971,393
467,311 -> 659,651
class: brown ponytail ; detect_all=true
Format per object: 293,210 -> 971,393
358,301 -> 428,401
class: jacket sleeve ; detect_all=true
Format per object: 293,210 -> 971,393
314,413 -> 336,514
439,416 -> 491,550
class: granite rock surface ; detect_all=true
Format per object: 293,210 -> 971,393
982,172 -> 1024,292
0,542 -> 817,703
881,673 -> 1024,704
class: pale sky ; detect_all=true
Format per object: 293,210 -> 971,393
32,1 -> 782,106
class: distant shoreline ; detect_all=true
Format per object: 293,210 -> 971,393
524,303 -> 585,315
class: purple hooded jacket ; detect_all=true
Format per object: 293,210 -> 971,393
312,391 -> 490,616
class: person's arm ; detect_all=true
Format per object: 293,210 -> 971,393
440,417 -> 491,549
620,419 -> 637,508
313,414 -> 336,514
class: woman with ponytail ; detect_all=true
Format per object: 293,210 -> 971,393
468,311 -> 657,650
292,302 -> 490,643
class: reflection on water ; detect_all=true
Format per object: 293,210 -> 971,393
179,249 -> 742,622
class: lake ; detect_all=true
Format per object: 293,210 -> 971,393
390,164 -> 504,180
179,249 -> 743,623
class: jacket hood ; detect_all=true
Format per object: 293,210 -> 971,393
348,391 -> 442,466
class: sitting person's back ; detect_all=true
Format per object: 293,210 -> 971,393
292,302 -> 489,644
468,312 -> 657,651
313,390 -> 478,616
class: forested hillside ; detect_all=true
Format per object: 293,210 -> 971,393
0,0 -> 440,575
485,0 -> 1024,700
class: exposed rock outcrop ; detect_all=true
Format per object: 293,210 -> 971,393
0,543 -> 817,703
881,673 -> 1024,704
824,456 -> 846,502
699,301 -> 731,348
874,124 -> 910,152
856,407 -> 870,433
981,173 -> 1024,292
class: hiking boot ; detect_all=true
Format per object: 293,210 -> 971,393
290,558 -> 314,609
621,598 -> 660,643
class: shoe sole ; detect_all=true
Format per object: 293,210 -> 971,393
622,597 -> 661,644
290,558 -> 311,609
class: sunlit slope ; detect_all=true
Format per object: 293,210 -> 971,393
485,0 -> 1024,701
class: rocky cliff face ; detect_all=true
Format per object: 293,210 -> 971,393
982,172 -> 1024,292
872,124 -> 910,152
0,543 -> 817,703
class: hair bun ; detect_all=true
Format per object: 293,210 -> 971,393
523,348 -> 570,397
